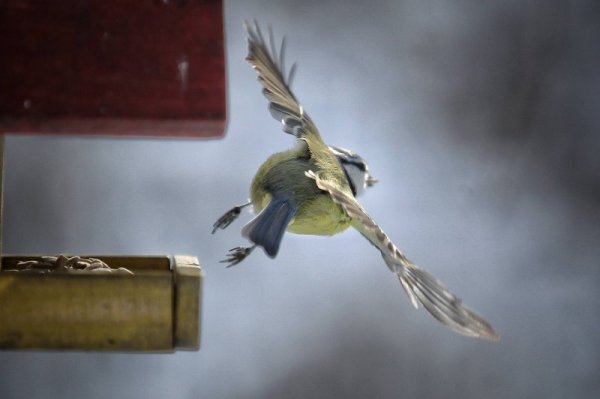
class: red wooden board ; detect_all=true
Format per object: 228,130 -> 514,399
0,0 -> 225,138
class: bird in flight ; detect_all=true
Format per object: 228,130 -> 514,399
213,21 -> 498,341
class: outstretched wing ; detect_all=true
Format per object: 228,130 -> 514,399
245,21 -> 322,141
305,170 -> 499,340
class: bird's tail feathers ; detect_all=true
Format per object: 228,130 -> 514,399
242,197 -> 296,258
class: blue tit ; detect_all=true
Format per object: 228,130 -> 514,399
213,21 -> 498,340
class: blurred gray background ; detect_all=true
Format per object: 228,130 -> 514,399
1,0 -> 599,398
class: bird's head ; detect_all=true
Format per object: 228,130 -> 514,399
329,146 -> 378,197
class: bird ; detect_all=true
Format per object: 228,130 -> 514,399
213,21 -> 499,341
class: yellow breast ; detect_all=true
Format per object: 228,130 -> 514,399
253,192 -> 351,236
250,142 -> 354,237
286,195 -> 352,236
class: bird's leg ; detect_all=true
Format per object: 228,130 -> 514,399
212,202 -> 251,234
220,245 -> 257,267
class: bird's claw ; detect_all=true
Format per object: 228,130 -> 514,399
220,245 -> 256,267
212,205 -> 247,234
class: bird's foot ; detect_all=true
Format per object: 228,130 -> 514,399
212,203 -> 251,234
220,245 -> 256,267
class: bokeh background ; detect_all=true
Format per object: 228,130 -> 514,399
1,0 -> 599,398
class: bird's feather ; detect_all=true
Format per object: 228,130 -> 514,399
245,20 -> 321,142
242,195 -> 297,258
305,170 -> 499,340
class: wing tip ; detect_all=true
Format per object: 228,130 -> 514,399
399,267 -> 500,341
